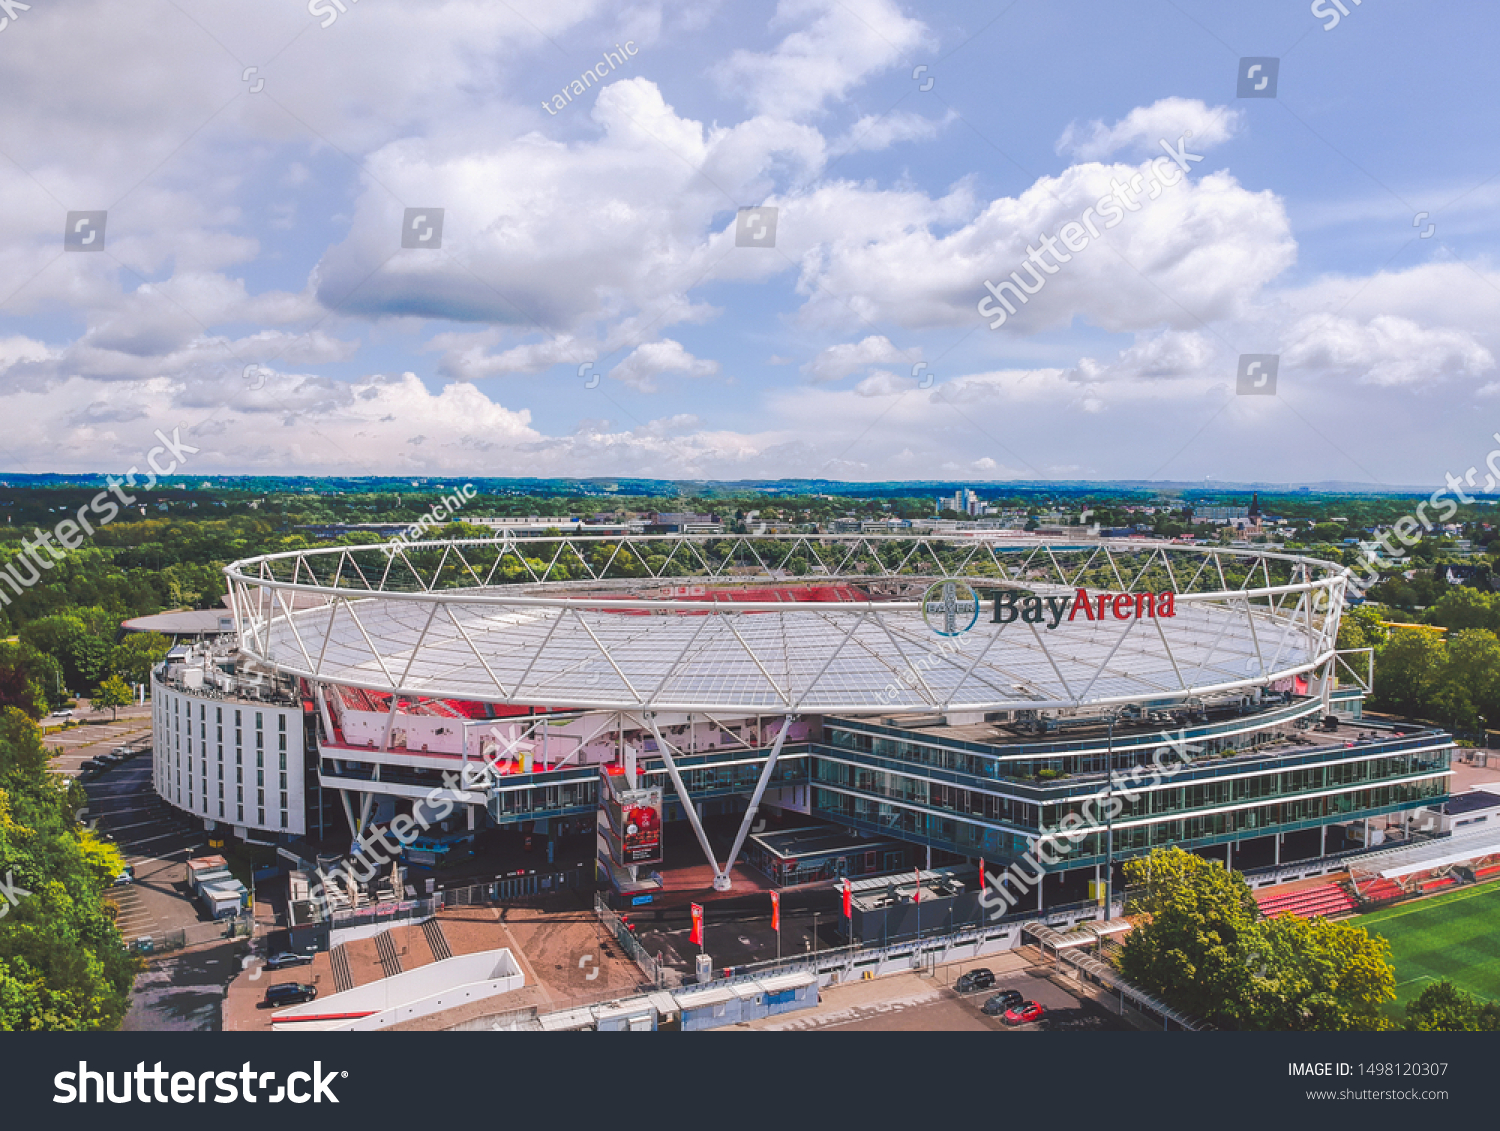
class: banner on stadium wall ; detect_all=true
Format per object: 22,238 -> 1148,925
616,786 -> 663,865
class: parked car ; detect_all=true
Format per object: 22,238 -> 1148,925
1004,1000 -> 1046,1025
954,967 -> 996,994
982,989 -> 1025,1015
112,867 -> 135,887
263,983 -> 318,1007
52,709 -> 74,718
264,953 -> 314,970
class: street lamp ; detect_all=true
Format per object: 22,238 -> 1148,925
1103,707 -> 1124,923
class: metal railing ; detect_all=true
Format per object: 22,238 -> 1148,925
594,893 -> 663,987
440,866 -> 587,906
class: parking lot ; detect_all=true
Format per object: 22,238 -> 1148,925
744,955 -> 1133,1032
74,749 -> 213,946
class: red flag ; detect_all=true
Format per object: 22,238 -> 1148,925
979,859 -> 987,889
690,902 -> 704,946
913,867 -> 921,904
770,890 -> 780,932
842,877 -> 852,919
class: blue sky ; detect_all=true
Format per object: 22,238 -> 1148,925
0,0 -> 1495,486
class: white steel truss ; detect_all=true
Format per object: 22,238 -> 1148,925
224,536 -> 1348,715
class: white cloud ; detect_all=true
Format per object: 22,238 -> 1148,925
718,0 -> 930,119
832,110 -> 955,155
802,334 -> 915,382
1056,97 -> 1242,161
1281,314 -> 1494,386
608,339 -> 719,392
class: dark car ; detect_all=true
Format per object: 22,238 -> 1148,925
264,952 -> 314,970
954,967 -> 996,994
263,983 -> 317,1007
981,989 -> 1025,1015
1004,1000 -> 1046,1025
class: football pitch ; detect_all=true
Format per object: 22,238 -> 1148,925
1353,880 -> 1500,1013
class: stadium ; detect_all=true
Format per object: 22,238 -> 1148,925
151,534 -> 1453,929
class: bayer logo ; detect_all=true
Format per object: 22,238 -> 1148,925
922,579 -> 980,637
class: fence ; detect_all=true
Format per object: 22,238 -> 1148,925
594,893 -> 664,988
129,913 -> 253,956
440,866 -> 587,906
330,897 -> 438,932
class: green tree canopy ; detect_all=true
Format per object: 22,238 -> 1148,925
1117,847 -> 1258,1022
1119,847 -> 1398,1030
1404,980 -> 1500,1031
0,708 -> 138,1029
1237,913 -> 1396,1030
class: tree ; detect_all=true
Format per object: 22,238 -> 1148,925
91,675 -> 132,721
1426,587 -> 1500,633
108,632 -> 170,686
1371,629 -> 1445,717
1434,629 -> 1500,729
0,643 -> 61,719
1237,914 -> 1396,1030
1117,847 -> 1258,1024
1118,847 -> 1398,1029
1405,980 -> 1500,1031
0,708 -> 138,1029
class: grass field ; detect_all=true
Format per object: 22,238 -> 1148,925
1353,880 -> 1500,1015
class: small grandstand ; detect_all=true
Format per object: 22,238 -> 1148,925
1347,827 -> 1500,906
1253,882 -> 1357,920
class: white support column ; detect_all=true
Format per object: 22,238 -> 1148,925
721,715 -> 796,883
642,714 -> 728,889
1274,832 -> 1281,867
1320,824 -> 1327,857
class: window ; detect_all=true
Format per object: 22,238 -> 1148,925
279,715 -> 286,732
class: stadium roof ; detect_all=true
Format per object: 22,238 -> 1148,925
225,536 -> 1346,714
1348,827 -> 1500,880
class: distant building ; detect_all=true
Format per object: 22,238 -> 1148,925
935,488 -> 988,517
1193,505 -> 1249,523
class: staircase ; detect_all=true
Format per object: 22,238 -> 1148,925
421,916 -> 453,962
375,930 -> 403,979
330,944 -> 355,993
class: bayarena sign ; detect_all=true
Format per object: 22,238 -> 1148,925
991,587 -> 1177,630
